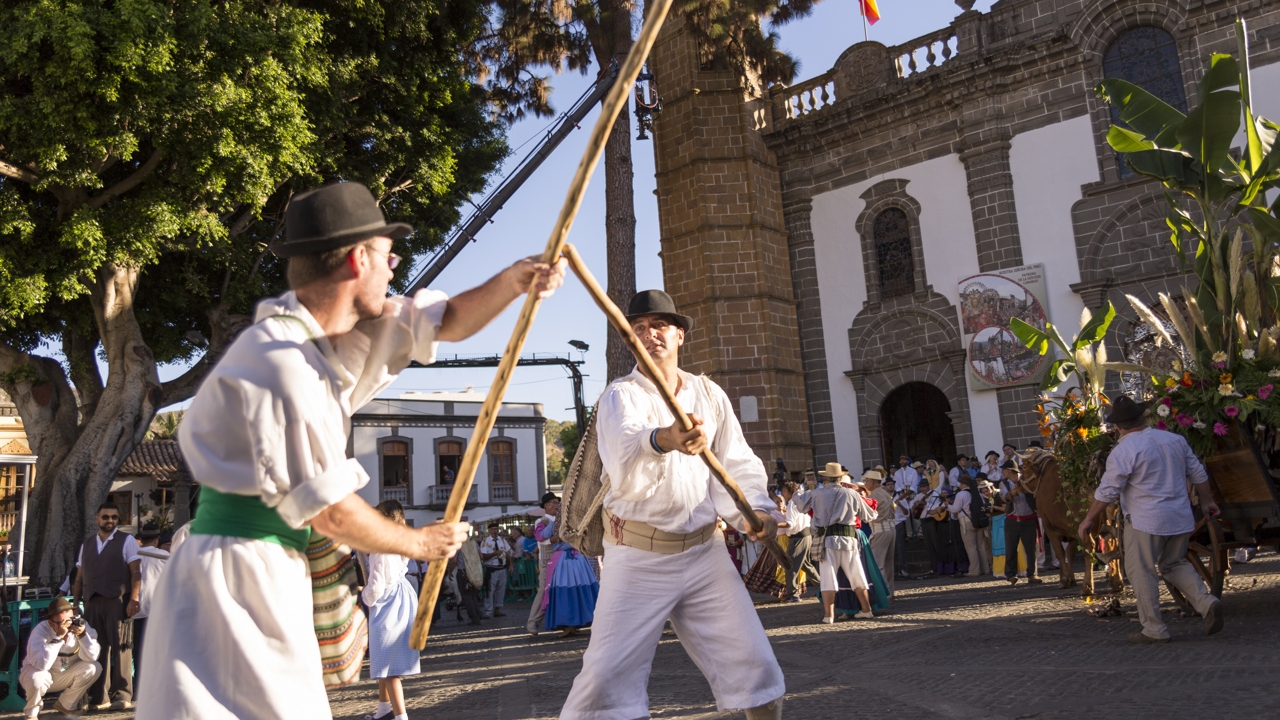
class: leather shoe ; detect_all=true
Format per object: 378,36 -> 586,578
1205,599 -> 1225,636
1026,577 -> 1044,585
1128,632 -> 1170,644
52,702 -> 83,717
494,609 -> 507,617
110,699 -> 134,710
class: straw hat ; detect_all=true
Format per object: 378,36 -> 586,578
861,469 -> 883,482
817,462 -> 848,478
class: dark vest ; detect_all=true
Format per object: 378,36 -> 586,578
81,532 -> 130,601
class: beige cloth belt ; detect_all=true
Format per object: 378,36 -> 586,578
602,506 -> 717,554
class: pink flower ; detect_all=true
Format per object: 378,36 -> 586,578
1161,397 -> 1173,406
1225,405 -> 1240,418
1214,422 -> 1229,436
1260,384 -> 1274,400
1156,420 -> 1168,430
1178,414 -> 1195,427
1214,361 -> 1227,369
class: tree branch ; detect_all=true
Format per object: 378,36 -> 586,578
159,303 -> 252,406
63,329 -> 104,423
0,158 -> 38,183
86,149 -> 164,209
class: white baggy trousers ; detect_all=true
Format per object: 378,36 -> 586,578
560,535 -> 785,720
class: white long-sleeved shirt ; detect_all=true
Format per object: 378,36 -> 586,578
361,552 -> 410,607
597,368 -> 772,535
1095,427 -> 1208,536
891,467 -> 920,491
21,621 -> 100,678
784,498 -> 811,535
135,546 -> 170,619
178,290 -> 447,529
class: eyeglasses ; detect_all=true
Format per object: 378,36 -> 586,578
100,515 -> 119,521
365,246 -> 401,270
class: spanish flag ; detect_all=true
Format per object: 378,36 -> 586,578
861,0 -> 881,24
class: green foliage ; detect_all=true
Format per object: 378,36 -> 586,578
1097,19 -> 1280,365
1010,301 -> 1149,394
1142,354 -> 1280,459
145,410 -> 184,440
0,0 -> 508,359
1035,391 -> 1114,524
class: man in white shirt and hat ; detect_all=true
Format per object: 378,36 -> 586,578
795,462 -> 876,623
865,470 -> 896,595
19,597 -> 101,717
560,290 -> 785,720
138,181 -> 565,720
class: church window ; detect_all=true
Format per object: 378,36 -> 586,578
873,208 -> 915,298
1103,27 -> 1188,178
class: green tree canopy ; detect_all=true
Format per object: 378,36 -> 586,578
0,0 -> 510,583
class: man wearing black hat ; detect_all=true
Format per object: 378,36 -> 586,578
1078,395 -> 1223,643
561,290 -> 785,720
139,181 -> 565,720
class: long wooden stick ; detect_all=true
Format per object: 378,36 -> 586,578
561,244 -> 792,571
409,0 -> 677,650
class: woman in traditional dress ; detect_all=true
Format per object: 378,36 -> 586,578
541,515 -> 600,638
834,476 -> 890,616
362,500 -> 421,720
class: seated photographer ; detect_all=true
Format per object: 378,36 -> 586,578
19,597 -> 102,717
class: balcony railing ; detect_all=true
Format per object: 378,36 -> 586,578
381,486 -> 409,505
490,484 -> 514,502
427,484 -> 479,510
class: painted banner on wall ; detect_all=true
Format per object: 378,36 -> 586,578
958,263 -> 1051,391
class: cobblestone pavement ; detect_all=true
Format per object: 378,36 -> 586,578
12,552 -> 1280,719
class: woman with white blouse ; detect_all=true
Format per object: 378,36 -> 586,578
362,500 -> 421,720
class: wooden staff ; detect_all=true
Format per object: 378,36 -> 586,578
561,244 -> 792,571
409,0 -> 677,650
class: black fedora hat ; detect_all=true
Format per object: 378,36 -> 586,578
625,290 -> 694,332
1106,395 -> 1148,425
270,182 -> 413,258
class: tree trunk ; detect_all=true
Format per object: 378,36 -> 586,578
592,6 -> 638,382
1,265 -> 161,585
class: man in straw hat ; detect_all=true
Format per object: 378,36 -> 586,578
19,597 -> 102,717
794,462 -> 877,623
1078,395 -> 1224,643
138,181 -> 566,720
560,290 -> 785,720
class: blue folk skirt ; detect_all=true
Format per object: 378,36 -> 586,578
545,548 -> 599,630
368,577 -> 422,679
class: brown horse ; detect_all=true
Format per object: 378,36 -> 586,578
1017,450 -> 1124,595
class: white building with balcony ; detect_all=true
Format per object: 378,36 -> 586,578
350,391 -> 548,527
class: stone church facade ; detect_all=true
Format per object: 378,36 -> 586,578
649,0 -> 1280,474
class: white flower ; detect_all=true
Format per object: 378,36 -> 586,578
1213,351 -> 1228,363
1156,405 -> 1170,417
1171,360 -> 1182,371
1243,349 -> 1256,360
1219,383 -> 1236,396
1193,420 -> 1206,429
1270,369 -> 1280,378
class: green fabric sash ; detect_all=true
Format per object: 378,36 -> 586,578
816,523 -> 859,538
190,486 -> 311,552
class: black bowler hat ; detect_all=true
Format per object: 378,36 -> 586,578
625,290 -> 694,332
1106,395 -> 1148,425
270,182 -> 413,258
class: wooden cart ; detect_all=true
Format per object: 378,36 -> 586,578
1168,424 -> 1280,611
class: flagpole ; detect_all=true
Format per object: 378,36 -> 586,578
860,1 -> 869,42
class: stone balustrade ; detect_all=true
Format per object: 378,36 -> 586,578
895,29 -> 960,77
774,72 -> 838,124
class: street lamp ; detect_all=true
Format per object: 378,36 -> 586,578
568,340 -> 589,352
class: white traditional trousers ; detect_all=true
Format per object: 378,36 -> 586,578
958,516 -> 992,575
136,535 -> 331,720
21,658 -> 101,717
560,535 -> 785,720
1124,522 -> 1217,639
818,545 -> 868,592
868,523 -> 895,594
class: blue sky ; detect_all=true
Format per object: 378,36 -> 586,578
157,0 -> 996,421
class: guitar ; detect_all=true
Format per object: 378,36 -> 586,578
929,505 -> 950,522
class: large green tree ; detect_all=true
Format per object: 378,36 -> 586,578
0,0 -> 513,584
477,0 -> 818,380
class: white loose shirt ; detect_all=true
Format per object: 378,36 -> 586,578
361,553 -> 409,607
21,621 -> 100,677
783,498 -> 811,535
479,536 -> 511,568
892,467 -> 920,491
177,289 -> 448,528
135,546 -> 170,619
1095,427 -> 1207,536
597,368 -> 772,535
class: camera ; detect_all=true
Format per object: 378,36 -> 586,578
69,617 -> 85,630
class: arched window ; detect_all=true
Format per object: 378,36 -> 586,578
1103,27 -> 1188,178
489,440 -> 515,501
873,208 -> 914,298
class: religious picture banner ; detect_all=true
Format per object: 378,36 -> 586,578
958,264 -> 1051,391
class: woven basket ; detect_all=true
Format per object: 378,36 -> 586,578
561,405 -> 606,557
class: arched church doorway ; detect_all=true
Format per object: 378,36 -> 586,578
879,382 -> 957,467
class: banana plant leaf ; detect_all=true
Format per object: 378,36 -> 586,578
1177,54 -> 1241,177
1095,79 -> 1185,148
